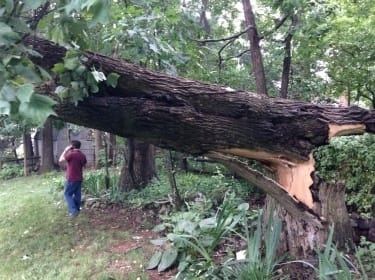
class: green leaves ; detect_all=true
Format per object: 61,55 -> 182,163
52,50 -> 119,104
146,248 -> 178,272
106,73 -> 120,88
158,248 -> 178,272
146,251 -> 162,270
0,82 -> 56,125
62,0 -> 110,26
18,94 -> 57,125
21,0 -> 48,12
0,22 -> 20,47
315,134 -> 375,214
15,84 -> 33,103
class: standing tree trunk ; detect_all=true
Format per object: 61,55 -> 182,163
166,150 -> 183,208
263,179 -> 354,259
280,16 -> 298,98
242,0 -> 268,96
22,131 -> 33,176
94,130 -> 103,169
39,117 -> 55,173
119,138 -> 156,192
108,133 -> 117,166
199,0 -> 211,35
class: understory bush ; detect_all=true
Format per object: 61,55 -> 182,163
356,237 -> 375,276
125,170 -> 257,208
83,168 -> 122,202
314,134 -> 375,215
0,163 -> 23,180
147,199 -> 282,280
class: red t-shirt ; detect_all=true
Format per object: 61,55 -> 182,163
65,149 -> 87,181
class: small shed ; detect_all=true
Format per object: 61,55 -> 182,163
34,126 -> 96,167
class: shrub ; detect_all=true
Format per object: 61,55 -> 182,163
0,163 -> 23,180
148,193 -> 273,279
314,134 -> 375,215
83,168 -> 121,202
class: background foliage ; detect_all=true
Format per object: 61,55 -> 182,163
315,134 -> 375,215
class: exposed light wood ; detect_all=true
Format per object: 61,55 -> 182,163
219,148 -> 314,208
329,124 -> 366,139
275,154 -> 314,208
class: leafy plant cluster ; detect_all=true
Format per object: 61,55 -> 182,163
356,237 -> 375,275
314,134 -> 375,215
147,196 -> 281,279
81,168 -> 122,202
0,163 -> 23,180
148,203 -> 370,279
124,171 -> 255,209
53,50 -> 119,105
48,168 -> 123,202
0,0 -> 115,125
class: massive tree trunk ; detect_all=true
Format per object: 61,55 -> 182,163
24,35 -> 375,258
119,139 -> 156,192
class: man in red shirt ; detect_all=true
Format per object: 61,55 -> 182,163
59,140 -> 87,217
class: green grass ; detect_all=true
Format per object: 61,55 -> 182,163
0,174 -> 151,280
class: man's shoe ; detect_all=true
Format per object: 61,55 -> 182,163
69,212 -> 79,217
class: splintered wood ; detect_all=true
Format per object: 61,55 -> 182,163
219,122 -> 366,210
219,148 -> 314,208
275,154 -> 314,208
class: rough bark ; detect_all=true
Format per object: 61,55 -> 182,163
107,133 -> 116,166
24,36 -> 375,157
264,176 -> 354,259
94,130 -> 103,169
119,139 -> 156,192
242,0 -> 268,95
22,132 -> 33,176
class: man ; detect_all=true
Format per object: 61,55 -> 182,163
59,140 -> 87,217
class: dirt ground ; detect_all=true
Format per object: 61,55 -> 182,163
85,202 -> 177,280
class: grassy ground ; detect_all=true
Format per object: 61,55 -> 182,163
0,174 -> 153,280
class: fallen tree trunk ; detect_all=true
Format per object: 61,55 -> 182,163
24,35 -> 375,257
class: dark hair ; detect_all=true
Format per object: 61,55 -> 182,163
71,140 -> 81,149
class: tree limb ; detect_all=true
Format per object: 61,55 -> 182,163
23,35 -> 375,209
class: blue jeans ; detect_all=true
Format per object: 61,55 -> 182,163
64,181 -> 82,215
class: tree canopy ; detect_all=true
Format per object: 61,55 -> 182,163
1,0 -> 375,122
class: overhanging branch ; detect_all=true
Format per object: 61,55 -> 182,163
23,35 -> 375,211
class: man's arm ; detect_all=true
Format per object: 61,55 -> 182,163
59,145 -> 72,163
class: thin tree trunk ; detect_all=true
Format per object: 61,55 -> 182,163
200,0 -> 211,35
108,133 -> 116,166
242,0 -> 268,95
166,150 -> 182,208
280,15 -> 297,98
23,131 -> 33,176
103,133 -> 110,189
11,137 -> 18,160
40,117 -> 55,173
94,130 -> 103,169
